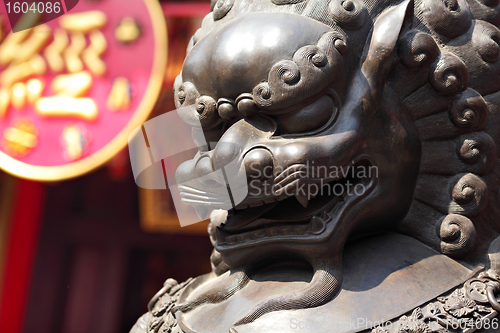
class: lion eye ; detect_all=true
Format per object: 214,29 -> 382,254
276,95 -> 336,134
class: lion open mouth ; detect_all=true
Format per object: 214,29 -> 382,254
215,159 -> 375,247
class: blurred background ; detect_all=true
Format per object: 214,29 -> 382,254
0,1 -> 215,332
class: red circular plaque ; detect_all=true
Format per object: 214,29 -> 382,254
0,0 -> 166,181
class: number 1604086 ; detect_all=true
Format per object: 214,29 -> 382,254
5,2 -> 61,14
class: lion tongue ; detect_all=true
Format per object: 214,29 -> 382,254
224,202 -> 279,232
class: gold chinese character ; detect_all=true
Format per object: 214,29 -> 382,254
82,30 -> 107,76
35,71 -> 98,121
59,11 -> 108,75
0,17 -> 50,117
45,28 -> 68,73
11,82 -> 26,109
59,11 -> 107,34
0,11 -> 109,122
0,23 -> 50,87
115,18 -> 141,43
64,32 -> 86,73
61,124 -> 89,160
26,79 -> 44,104
107,77 -> 131,111
2,118 -> 38,156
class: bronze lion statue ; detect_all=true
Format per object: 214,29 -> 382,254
131,0 -> 500,332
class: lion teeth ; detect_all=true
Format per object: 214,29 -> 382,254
252,230 -> 266,239
248,200 -> 264,208
295,193 -> 309,208
263,197 -> 277,204
266,228 -> 279,237
293,225 -> 308,235
308,215 -> 326,234
277,195 -> 288,201
216,223 -> 315,246
195,207 -> 209,219
216,226 -> 230,241
226,235 -> 237,244
279,226 -> 292,236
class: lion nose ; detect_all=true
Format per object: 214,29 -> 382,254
212,143 -> 275,183
212,142 -> 241,175
212,116 -> 277,177
177,115 -> 277,196
176,154 -> 226,188
243,148 -> 274,181
196,156 -> 227,187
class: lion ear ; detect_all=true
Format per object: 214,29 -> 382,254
362,0 -> 414,83
371,0 -> 414,53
